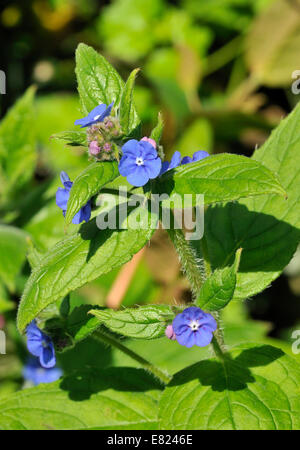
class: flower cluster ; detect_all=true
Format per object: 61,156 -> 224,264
56,171 -> 91,224
86,116 -> 121,160
165,306 -> 217,348
26,320 -> 56,368
75,102 -> 122,161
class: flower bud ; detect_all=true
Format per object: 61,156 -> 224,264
165,325 -> 176,340
89,140 -> 101,156
141,136 -> 156,149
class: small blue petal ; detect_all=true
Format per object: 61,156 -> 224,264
56,187 -> 69,211
169,151 -> 181,170
192,150 -> 210,161
23,358 -> 62,386
126,166 -> 150,187
60,171 -> 70,184
181,156 -> 193,165
74,102 -> 114,128
40,345 -> 56,369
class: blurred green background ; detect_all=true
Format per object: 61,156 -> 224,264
1,0 -> 300,396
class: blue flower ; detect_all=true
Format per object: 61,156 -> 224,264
26,320 -> 56,368
74,102 -> 114,128
172,306 -> 217,348
56,171 -> 91,224
181,150 -> 210,165
119,139 -> 162,187
23,357 -> 62,386
160,151 -> 181,175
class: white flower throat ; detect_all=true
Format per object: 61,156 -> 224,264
136,157 -> 144,166
189,320 -> 200,331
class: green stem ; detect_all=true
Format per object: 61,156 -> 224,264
211,311 -> 226,355
211,334 -> 225,360
167,226 -> 204,297
200,235 -> 212,277
95,329 -> 171,385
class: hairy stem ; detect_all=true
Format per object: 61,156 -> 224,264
167,226 -> 204,298
200,234 -> 212,277
95,329 -> 171,385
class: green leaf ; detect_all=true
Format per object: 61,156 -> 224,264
203,102 -> 300,299
0,225 -> 28,293
150,112 -> 164,145
89,305 -> 176,339
119,68 -> 140,135
159,344 -> 300,430
0,367 -> 161,430
196,248 -> 241,311
156,153 -> 286,205
0,87 -> 36,203
17,208 -> 156,332
246,0 -> 300,87
75,43 -> 124,115
65,161 -> 119,225
51,130 -> 87,147
66,305 -> 102,345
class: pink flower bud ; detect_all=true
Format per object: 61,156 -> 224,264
89,140 -> 101,156
141,136 -> 156,149
103,142 -> 112,153
165,324 -> 176,340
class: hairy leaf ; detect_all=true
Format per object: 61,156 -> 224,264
65,161 -> 119,225
196,248 -> 241,311
17,207 -> 156,332
75,43 -> 124,114
0,368 -> 161,430
203,102 -> 300,299
159,344 -> 300,430
89,305 -> 176,339
119,68 -> 140,135
156,153 -> 286,206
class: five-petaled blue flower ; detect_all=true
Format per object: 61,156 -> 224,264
74,102 -> 114,128
172,306 -> 217,348
26,320 -> 56,368
119,139 -> 162,187
181,150 -> 210,165
23,357 -> 62,386
56,171 -> 91,224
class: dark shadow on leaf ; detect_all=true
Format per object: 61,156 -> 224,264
59,367 -> 163,401
167,345 -> 284,392
203,202 -> 300,274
